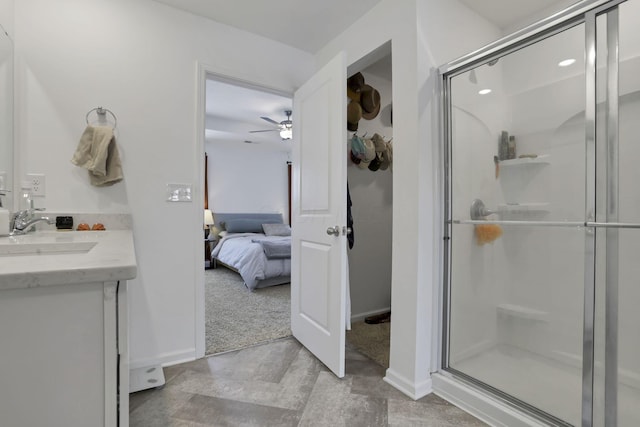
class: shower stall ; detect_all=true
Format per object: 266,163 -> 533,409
439,1 -> 640,426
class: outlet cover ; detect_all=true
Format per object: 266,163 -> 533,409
27,173 -> 46,197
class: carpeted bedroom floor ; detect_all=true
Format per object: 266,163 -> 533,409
205,267 -> 391,369
346,320 -> 390,369
205,267 -> 292,355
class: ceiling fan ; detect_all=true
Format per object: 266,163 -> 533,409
249,110 -> 293,140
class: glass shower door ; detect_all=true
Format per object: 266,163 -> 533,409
445,22 -> 588,426
443,1 -> 640,425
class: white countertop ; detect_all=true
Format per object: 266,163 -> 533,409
0,230 -> 137,291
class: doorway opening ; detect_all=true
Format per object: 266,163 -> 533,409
344,42 -> 394,369
202,75 -> 293,356
196,42 -> 395,374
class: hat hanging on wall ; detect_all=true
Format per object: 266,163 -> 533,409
347,100 -> 362,131
350,134 -> 366,159
357,138 -> 376,169
371,133 -> 386,151
346,72 -> 382,131
360,84 -> 381,120
347,72 -> 364,102
368,153 -> 382,171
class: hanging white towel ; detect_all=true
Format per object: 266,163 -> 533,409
71,125 -> 123,186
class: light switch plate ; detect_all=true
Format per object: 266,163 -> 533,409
166,183 -> 192,202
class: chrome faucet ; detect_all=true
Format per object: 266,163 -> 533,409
10,210 -> 55,235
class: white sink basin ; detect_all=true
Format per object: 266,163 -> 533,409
0,241 -> 98,256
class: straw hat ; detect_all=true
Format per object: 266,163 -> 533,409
360,84 -> 381,120
347,101 -> 362,131
372,133 -> 386,151
347,72 -> 364,102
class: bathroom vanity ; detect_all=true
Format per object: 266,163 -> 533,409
0,230 -> 136,427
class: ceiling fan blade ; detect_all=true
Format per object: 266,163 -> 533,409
249,129 -> 279,133
260,116 -> 281,126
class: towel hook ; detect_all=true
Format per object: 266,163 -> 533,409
85,106 -> 117,129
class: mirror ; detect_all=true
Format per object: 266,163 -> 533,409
0,26 -> 12,211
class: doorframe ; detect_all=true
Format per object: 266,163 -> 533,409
195,46 -> 399,372
344,40 -> 395,341
194,62 -> 293,357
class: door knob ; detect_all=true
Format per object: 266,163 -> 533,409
343,226 -> 352,235
326,226 -> 340,236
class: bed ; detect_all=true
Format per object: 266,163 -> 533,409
210,213 -> 291,291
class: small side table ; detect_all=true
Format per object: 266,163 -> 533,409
204,239 -> 218,269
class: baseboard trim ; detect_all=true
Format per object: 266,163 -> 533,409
351,306 -> 391,323
130,348 -> 197,370
383,368 -> 432,400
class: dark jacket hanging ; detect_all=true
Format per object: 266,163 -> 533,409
347,182 -> 354,249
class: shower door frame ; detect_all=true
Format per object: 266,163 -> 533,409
438,0 -> 631,425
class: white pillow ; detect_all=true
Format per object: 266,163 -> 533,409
262,223 -> 291,236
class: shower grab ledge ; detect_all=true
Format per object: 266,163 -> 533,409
499,154 -> 550,167
497,304 -> 548,321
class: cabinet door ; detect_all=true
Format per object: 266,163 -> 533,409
0,283 -> 108,427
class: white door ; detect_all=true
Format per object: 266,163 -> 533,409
291,52 -> 347,377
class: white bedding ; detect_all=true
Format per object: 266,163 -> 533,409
211,233 -> 291,291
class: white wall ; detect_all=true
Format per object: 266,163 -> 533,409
205,140 -> 290,220
0,0 -> 13,38
0,0 -> 12,213
14,0 -> 314,368
316,0 -> 500,398
347,70 -> 393,319
0,9 -> 11,210
416,0 -> 501,393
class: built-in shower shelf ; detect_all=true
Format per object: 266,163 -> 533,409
500,154 -> 550,167
497,304 -> 548,321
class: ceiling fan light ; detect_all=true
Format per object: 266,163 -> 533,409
280,128 -> 292,140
